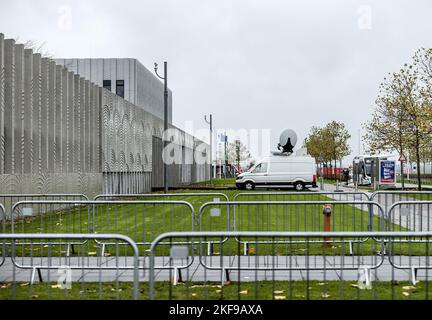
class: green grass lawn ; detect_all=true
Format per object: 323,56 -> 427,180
3,187 -> 424,256
184,178 -> 236,188
1,280 -> 431,300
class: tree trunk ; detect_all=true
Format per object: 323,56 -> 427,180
400,161 -> 405,190
415,130 -> 422,191
399,147 -> 405,190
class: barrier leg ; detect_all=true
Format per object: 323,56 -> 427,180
220,268 -> 231,286
410,267 -> 418,285
30,268 -> 36,285
66,243 -> 75,257
349,241 -> 354,256
381,242 -> 387,255
100,243 -> 106,257
38,268 -> 43,283
173,267 -> 178,286
358,266 -> 371,289
364,267 -> 371,288
244,242 -> 249,256
207,242 -> 213,256
30,267 -> 43,284
178,268 -> 184,283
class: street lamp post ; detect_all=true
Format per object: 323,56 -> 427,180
154,61 -> 168,193
224,132 -> 228,178
204,114 -> 213,184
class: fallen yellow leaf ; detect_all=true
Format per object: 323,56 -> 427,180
402,286 -> 416,291
274,296 -> 286,300
321,293 -> 331,299
402,292 -> 410,297
239,290 -> 248,294
273,290 -> 285,294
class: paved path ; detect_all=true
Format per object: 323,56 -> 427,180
0,255 -> 428,283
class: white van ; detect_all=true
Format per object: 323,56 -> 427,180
235,154 -> 317,191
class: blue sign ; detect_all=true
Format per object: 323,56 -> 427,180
379,160 -> 396,184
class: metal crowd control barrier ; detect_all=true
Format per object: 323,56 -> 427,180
0,233 -> 139,299
94,192 -> 229,227
91,199 -> 196,284
149,231 -> 432,300
149,231 -> 391,299
94,192 -> 229,208
199,201 -> 385,255
10,200 -> 195,284
0,204 -> 6,267
370,190 -> 432,216
91,200 -> 195,256
11,199 -> 194,253
1,194 -> 89,219
386,231 -> 432,285
233,191 -> 370,202
387,201 -> 432,233
10,200 -> 92,257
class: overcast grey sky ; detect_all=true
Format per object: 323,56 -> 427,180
1,0 -> 432,163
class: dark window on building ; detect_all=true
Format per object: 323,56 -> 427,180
116,80 -> 125,98
103,80 -> 111,91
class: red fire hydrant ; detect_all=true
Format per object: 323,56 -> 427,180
323,204 -> 332,248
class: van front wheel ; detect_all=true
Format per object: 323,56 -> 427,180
294,181 -> 305,191
245,181 -> 255,190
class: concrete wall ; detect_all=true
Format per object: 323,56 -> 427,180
101,89 -> 209,191
0,34 -> 209,197
0,33 -> 4,175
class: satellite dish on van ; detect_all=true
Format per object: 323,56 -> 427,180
278,129 -> 297,154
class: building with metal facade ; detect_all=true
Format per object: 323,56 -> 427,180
0,34 -> 209,197
54,58 -> 172,123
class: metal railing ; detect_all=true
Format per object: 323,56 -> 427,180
94,192 -> 229,203
10,200 -> 195,253
387,201 -> 432,233
149,231 -> 432,300
233,191 -> 370,202
371,190 -> 432,212
1,194 -> 89,219
198,201 -> 385,255
0,233 -> 139,299
94,192 -> 229,228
